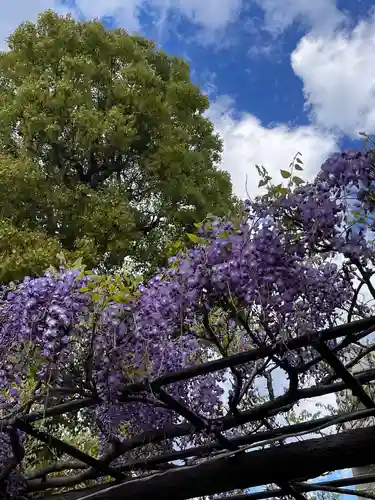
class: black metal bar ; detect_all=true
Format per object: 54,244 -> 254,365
0,397 -> 98,428
7,316 -> 375,499
283,484 -> 309,500
118,316 -> 375,395
111,368 -> 375,457
156,388 -> 209,430
67,472 -> 375,500
30,404 -> 375,485
314,341 -> 375,408
110,406 -> 375,473
223,472 -> 375,499
14,420 -> 123,480
156,388 -> 237,450
69,425 -> 375,500
322,341 -> 375,385
300,324 -> 375,373
127,369 -> 375,462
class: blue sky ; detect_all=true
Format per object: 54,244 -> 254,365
1,0 -> 375,199
2,0 -> 375,200
1,1 -> 374,496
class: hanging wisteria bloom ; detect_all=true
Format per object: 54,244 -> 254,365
1,150 -> 375,498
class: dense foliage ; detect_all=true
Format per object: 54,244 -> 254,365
1,149 -> 375,498
0,10 -> 238,282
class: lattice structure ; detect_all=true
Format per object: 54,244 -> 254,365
4,316 -> 375,499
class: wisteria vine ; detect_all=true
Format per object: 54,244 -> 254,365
1,150 -> 375,498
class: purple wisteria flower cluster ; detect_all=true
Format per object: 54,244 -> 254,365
0,150 -> 374,498
252,150 -> 375,259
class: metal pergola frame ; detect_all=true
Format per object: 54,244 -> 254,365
4,316 -> 375,499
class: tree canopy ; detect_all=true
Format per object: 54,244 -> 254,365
0,10 -> 238,282
1,149 -> 375,498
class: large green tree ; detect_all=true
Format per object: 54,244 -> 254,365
0,10 -> 238,282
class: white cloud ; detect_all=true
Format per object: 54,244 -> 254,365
0,0 -> 242,49
0,0 -> 143,49
0,0 -> 67,50
254,0 -> 346,37
71,0 -> 243,38
151,0 -> 242,32
206,95 -> 338,199
73,0 -> 142,32
1,1 -> 339,206
291,16 -> 375,138
73,0 -> 242,47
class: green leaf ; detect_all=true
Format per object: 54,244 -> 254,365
219,230 -> 233,239
71,257 -> 85,270
292,176 -> 304,186
0,10 -> 237,283
258,179 -> 268,187
273,185 -> 289,195
223,336 -> 230,349
187,233 -> 204,244
280,169 -> 291,178
294,164 -> 303,171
